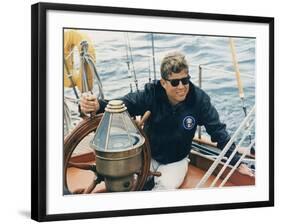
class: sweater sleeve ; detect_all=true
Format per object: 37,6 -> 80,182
120,84 -> 154,116
96,99 -> 108,114
198,92 -> 241,166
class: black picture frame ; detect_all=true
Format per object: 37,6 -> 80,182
31,2 -> 274,222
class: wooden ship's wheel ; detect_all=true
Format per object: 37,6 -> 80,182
63,113 -> 152,194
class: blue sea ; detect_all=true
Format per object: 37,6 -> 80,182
65,29 -> 255,138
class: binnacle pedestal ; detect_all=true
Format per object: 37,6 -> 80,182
90,100 -> 145,192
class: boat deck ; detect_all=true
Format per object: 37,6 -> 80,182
65,134 -> 254,193
66,162 -> 234,194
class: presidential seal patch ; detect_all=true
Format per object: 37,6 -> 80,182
183,115 -> 195,130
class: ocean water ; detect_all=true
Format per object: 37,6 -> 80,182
65,29 -> 255,138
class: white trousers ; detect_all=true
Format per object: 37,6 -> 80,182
150,156 -> 189,190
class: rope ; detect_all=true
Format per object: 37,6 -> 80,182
151,33 -> 157,81
189,63 -> 254,79
125,33 -> 139,91
85,55 -> 105,100
196,105 -> 255,188
219,141 -> 255,187
65,48 -> 74,60
64,57 -> 79,99
124,34 -> 134,92
210,117 -> 255,187
124,33 -> 133,80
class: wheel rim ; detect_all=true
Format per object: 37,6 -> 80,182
63,114 -> 151,194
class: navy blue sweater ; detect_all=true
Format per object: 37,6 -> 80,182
98,81 -> 240,165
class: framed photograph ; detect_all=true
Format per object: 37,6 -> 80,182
31,2 -> 274,222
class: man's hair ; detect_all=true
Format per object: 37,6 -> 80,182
160,52 -> 189,80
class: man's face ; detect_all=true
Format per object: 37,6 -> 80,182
160,69 -> 190,105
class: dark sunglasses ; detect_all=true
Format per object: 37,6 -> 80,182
165,76 -> 191,87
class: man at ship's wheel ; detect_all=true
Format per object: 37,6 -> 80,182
80,51 -> 254,190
